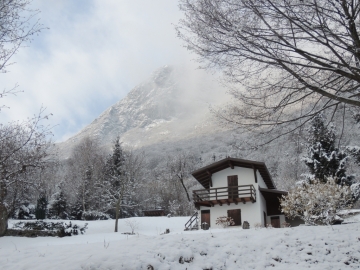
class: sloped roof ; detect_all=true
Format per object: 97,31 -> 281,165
191,157 -> 276,189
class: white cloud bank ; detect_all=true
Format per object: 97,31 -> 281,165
0,0 -> 201,142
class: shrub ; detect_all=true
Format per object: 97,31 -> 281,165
14,202 -> 35,219
281,221 -> 291,228
215,216 -> 234,228
82,210 -> 110,220
280,178 -> 353,225
12,220 -> 88,237
124,219 -> 139,234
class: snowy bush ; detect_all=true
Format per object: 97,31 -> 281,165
82,210 -> 110,220
254,223 -> 263,229
14,202 -> 35,219
281,221 -> 291,228
12,220 -> 88,237
280,178 -> 353,225
168,200 -> 181,216
124,219 -> 139,234
350,183 -> 360,201
215,216 -> 234,228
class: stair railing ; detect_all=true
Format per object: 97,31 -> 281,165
184,211 -> 198,230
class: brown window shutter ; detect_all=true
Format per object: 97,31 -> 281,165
227,175 -> 238,186
227,209 -> 241,226
227,175 -> 239,199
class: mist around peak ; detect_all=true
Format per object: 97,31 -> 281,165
56,65 -> 229,157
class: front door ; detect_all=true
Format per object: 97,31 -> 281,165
227,175 -> 239,199
271,216 -> 280,228
201,210 -> 210,227
227,209 -> 241,226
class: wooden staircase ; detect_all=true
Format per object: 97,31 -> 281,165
184,211 -> 199,231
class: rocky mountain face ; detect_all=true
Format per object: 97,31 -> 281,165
57,65 -> 229,158
55,65 -> 360,191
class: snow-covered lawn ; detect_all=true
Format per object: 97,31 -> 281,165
1,216 -> 360,269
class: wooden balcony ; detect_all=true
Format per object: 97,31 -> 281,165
193,185 -> 256,208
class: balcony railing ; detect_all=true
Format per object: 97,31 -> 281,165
193,185 -> 256,207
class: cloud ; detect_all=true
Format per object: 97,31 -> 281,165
0,0 -> 198,142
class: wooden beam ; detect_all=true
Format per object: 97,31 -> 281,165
253,166 -> 258,183
229,161 -> 234,169
241,198 -> 246,204
216,200 -> 222,206
226,200 -> 230,206
206,170 -> 213,187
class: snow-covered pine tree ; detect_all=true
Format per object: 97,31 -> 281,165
303,113 -> 354,186
48,183 -> 68,219
69,195 -> 83,220
102,136 -> 133,232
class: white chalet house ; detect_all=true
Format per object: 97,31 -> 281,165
188,157 -> 289,229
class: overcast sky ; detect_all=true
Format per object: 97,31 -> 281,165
0,0 -> 201,142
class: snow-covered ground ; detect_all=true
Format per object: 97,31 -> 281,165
1,216 -> 360,270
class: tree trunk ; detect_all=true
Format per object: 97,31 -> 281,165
114,199 -> 120,232
0,180 -> 8,236
179,178 -> 191,202
0,203 -> 8,237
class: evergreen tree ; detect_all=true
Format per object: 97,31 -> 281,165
303,114 -> 353,186
35,194 -> 48,220
102,136 -> 131,232
48,184 -> 68,219
69,196 -> 83,220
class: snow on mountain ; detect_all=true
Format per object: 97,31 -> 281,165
57,65 -> 229,157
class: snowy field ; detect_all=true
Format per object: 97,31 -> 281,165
1,216 -> 360,270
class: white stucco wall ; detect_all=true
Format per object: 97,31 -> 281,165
212,167 -> 255,188
259,192 -> 267,226
200,203 -> 262,229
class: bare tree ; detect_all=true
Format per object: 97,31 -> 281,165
177,0 -> 360,146
0,0 -> 44,106
0,112 -> 53,236
124,219 -> 139,234
66,137 -> 105,217
166,152 -> 198,202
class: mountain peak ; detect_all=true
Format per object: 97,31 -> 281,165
57,65 -> 227,157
